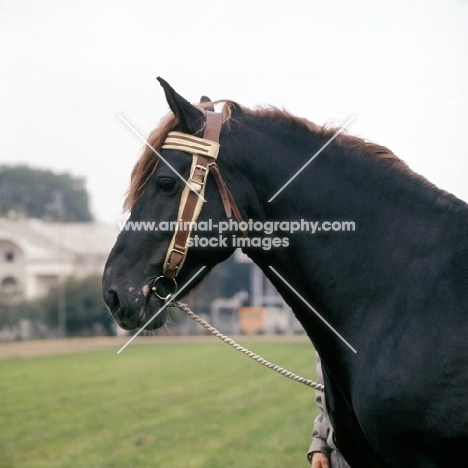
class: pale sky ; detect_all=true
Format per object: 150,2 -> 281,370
1,0 -> 467,224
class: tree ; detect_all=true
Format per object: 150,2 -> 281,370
43,275 -> 113,336
0,165 -> 92,221
5,275 -> 113,337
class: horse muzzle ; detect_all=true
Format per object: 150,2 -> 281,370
103,284 -> 168,331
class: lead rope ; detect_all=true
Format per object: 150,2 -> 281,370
174,301 -> 324,392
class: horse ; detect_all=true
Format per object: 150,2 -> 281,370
102,78 -> 468,467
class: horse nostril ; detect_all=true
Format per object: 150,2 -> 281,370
105,289 -> 120,312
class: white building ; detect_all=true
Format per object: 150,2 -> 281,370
0,218 -> 119,301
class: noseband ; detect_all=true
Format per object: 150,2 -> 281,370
152,111 -> 247,300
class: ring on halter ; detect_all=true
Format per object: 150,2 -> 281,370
151,276 -> 178,301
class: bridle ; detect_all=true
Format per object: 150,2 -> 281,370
152,111 -> 247,300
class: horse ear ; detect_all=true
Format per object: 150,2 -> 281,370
200,95 -> 214,112
157,77 -> 204,133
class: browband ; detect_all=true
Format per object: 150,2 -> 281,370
162,132 -> 220,159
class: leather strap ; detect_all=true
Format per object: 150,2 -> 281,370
204,111 -> 246,231
161,111 -> 247,282
203,111 -> 223,142
208,162 -> 247,236
163,152 -> 211,280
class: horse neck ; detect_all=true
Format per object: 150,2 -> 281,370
229,119 -> 468,365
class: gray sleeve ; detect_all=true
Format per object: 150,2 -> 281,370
307,354 -> 332,457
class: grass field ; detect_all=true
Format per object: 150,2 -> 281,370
0,337 -> 319,468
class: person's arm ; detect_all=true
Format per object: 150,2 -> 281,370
307,354 -> 332,465
307,406 -> 332,465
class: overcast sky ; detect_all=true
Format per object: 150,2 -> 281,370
1,0 -> 467,224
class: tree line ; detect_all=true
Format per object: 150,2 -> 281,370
0,165 -> 92,221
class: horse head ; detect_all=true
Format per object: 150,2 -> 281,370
102,79 -> 248,330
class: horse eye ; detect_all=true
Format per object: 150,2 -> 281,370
157,177 -> 175,192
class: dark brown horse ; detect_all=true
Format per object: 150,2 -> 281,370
103,78 -> 468,467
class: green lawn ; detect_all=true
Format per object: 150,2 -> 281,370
0,338 -> 319,468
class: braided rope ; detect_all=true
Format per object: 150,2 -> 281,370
174,301 -> 324,392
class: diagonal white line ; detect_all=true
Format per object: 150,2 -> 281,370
118,114 -> 206,202
268,115 -> 356,202
268,266 -> 357,353
117,266 -> 207,354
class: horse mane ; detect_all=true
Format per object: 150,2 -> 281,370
124,112 -> 177,212
124,99 -> 424,212
227,102 -> 402,165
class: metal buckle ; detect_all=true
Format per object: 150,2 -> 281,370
151,276 -> 178,301
166,248 -> 185,268
190,164 -> 207,186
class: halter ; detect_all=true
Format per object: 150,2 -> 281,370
152,111 -> 247,300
